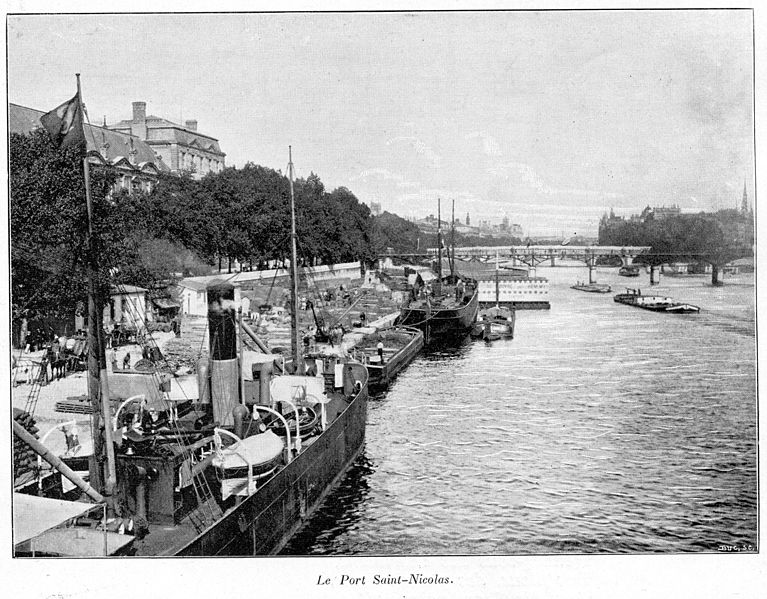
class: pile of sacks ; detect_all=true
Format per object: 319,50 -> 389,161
13,408 -> 39,481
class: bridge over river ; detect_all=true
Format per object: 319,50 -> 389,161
381,244 -> 746,285
426,245 -> 652,268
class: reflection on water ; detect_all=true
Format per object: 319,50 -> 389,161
281,267 -> 756,555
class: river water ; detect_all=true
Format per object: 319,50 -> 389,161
282,265 -> 757,555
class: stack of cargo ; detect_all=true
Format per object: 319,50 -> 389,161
13,408 -> 39,483
164,316 -> 209,370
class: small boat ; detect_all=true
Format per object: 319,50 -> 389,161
614,288 -> 700,313
350,326 -> 424,389
571,281 -> 611,293
471,306 -> 515,341
619,265 -> 641,277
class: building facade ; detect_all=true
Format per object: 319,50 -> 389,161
652,205 -> 682,220
108,102 -> 225,179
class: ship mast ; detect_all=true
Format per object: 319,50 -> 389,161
78,73 -> 116,501
450,199 -> 456,281
288,147 -> 304,374
495,250 -> 500,307
435,198 -> 442,296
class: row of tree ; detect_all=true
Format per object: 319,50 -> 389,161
143,163 -> 377,270
10,130 -> 380,324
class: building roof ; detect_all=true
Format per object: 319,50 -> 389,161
9,103 -> 170,173
110,115 -> 224,156
729,257 -> 754,267
110,284 -> 148,295
177,276 -> 237,291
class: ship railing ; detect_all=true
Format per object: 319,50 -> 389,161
273,398 -> 302,453
37,419 -> 78,494
254,405 -> 294,464
112,394 -> 147,431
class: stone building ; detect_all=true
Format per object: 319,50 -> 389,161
652,204 -> 682,220
108,101 -> 226,179
9,102 -> 169,194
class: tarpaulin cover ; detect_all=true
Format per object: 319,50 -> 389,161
152,298 -> 180,309
13,493 -> 97,544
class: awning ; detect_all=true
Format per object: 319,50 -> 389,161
152,298 -> 181,309
13,493 -> 99,544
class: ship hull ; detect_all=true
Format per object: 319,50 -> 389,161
399,289 -> 479,343
614,292 -> 700,314
362,327 -> 424,390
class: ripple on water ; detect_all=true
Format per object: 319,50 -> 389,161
281,272 -> 756,555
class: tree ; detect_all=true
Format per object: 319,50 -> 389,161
10,130 -> 117,323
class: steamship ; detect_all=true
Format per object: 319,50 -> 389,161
398,199 -> 479,343
13,146 -> 368,556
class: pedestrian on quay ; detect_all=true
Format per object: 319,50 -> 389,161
111,347 -> 118,371
377,341 -> 385,364
123,352 -> 131,370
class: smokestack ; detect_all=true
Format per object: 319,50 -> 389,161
132,101 -> 147,123
185,119 -> 198,131
207,282 -> 237,360
207,282 -> 238,426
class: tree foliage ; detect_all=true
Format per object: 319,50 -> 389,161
10,131 -> 117,321
10,128 -> 414,327
598,210 -> 753,266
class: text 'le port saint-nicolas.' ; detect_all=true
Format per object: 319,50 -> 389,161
317,573 -> 453,585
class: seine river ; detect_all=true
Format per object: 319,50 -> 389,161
282,265 -> 757,555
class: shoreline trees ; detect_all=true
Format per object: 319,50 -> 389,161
10,131 -> 382,329
599,208 -> 754,284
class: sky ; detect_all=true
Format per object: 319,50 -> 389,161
6,9 -> 755,236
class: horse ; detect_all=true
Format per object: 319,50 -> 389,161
50,348 -> 67,380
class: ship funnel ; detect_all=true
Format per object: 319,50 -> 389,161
207,282 -> 237,360
207,282 -> 238,425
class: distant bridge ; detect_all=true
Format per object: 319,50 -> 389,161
379,243 -> 749,286
425,245 -> 653,268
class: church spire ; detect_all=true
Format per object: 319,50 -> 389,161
741,178 -> 749,213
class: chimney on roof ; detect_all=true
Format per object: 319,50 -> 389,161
185,119 -> 198,131
131,102 -> 148,140
132,101 -> 147,123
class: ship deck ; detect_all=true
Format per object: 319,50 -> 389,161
131,392 -> 353,556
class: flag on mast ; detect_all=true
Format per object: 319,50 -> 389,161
40,93 -> 85,149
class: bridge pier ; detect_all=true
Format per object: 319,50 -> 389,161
711,264 -> 723,286
550,254 -> 556,267
588,257 -> 596,284
620,255 -> 631,267
649,265 -> 659,286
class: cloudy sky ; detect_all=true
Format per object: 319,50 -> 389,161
7,10 -> 754,235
